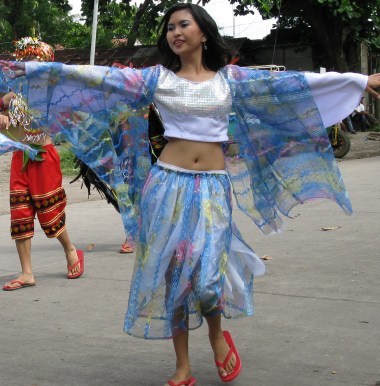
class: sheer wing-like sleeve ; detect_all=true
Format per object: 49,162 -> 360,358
223,65 -> 360,234
60,107 -> 152,241
16,62 -> 157,112
0,132 -> 38,158
0,62 -> 159,131
0,63 -> 161,241
305,71 -> 367,128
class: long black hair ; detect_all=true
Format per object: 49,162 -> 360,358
157,3 -> 232,72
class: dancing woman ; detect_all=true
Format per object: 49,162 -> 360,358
1,4 -> 380,385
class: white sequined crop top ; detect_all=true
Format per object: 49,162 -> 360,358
153,67 -> 232,142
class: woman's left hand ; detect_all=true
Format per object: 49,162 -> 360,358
366,73 -> 380,99
0,113 -> 10,130
0,61 -> 26,78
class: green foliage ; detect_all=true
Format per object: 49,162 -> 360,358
370,124 -> 380,132
57,22 -> 92,49
59,147 -> 78,176
1,0 -> 379,71
0,0 -> 145,53
207,0 -> 380,71
50,0 -> 72,13
0,0 -> 80,49
80,0 -> 112,26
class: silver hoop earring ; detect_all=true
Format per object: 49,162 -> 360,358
203,41 -> 208,51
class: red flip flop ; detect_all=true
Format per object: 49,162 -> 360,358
3,280 -> 36,291
119,242 -> 134,254
167,377 -> 197,386
67,249 -> 84,279
215,331 -> 242,382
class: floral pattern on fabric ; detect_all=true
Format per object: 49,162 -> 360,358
125,163 -> 264,339
221,66 -> 352,234
0,62 -> 359,339
0,63 -> 352,240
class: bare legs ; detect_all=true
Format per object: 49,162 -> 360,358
120,238 -> 134,253
206,314 -> 236,377
9,237 -> 35,286
164,329 -> 192,386
3,228 -> 80,289
164,313 -> 236,385
56,229 -> 80,275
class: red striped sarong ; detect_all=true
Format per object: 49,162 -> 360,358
10,144 -> 67,239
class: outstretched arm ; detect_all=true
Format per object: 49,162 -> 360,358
0,61 -> 157,113
366,73 -> 380,99
305,71 -> 380,128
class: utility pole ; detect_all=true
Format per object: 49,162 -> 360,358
90,0 -> 99,65
232,3 -> 235,37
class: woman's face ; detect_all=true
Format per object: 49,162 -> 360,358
166,9 -> 205,58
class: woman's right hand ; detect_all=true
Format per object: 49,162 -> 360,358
1,91 -> 16,110
0,61 -> 26,78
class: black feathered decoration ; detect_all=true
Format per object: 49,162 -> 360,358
148,103 -> 167,164
70,158 -> 121,212
69,103 -> 167,211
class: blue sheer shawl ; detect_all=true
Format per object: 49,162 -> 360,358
0,63 -> 352,239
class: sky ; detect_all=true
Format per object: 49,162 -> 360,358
67,0 -> 276,40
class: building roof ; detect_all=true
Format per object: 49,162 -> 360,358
0,38 -> 257,67
0,45 -> 160,67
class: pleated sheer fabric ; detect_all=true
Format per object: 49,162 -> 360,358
0,63 -> 358,240
0,63 -> 364,339
125,161 -> 265,339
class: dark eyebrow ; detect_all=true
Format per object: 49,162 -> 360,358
168,19 -> 191,27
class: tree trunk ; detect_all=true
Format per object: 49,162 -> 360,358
302,5 -> 348,71
127,0 -> 153,47
279,0 -> 351,72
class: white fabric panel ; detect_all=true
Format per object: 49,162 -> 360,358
305,71 -> 367,127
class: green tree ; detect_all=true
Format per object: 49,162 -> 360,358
0,0 -> 71,41
80,0 -> 111,26
95,0 -> 156,46
0,0 -> 91,51
4,0 -> 378,72
121,0 -> 177,47
51,0 -> 72,13
79,0 -> 178,47
79,0 -> 380,69
210,0 -> 380,72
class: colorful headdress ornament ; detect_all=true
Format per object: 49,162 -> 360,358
13,37 -> 54,62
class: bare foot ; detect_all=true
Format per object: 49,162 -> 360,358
66,247 -> 80,276
209,332 -> 236,378
120,242 -> 134,253
3,274 -> 35,289
164,368 -> 193,386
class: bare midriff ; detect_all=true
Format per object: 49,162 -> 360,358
159,138 -> 225,171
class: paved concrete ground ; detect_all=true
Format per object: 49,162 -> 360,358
0,157 -> 379,386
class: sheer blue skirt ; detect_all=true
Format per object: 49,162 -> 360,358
124,161 -> 265,339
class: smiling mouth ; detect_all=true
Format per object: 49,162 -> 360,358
173,40 -> 184,47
